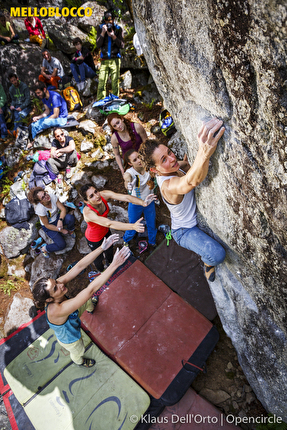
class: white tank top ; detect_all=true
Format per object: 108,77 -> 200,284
156,171 -> 197,230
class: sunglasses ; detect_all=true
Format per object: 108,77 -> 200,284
55,133 -> 64,138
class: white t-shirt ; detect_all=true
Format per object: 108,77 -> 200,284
126,167 -> 152,201
35,193 -> 59,225
42,56 -> 64,77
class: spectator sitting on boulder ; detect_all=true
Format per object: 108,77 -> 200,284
8,72 -> 31,137
70,37 -> 96,92
46,128 -> 78,177
96,10 -> 124,100
39,49 -> 64,89
0,13 -> 19,45
24,15 -> 47,48
0,82 -> 8,141
28,187 -> 76,258
29,82 -> 68,146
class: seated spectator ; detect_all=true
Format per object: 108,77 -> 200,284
0,13 -> 19,45
8,72 -> 31,136
70,37 -> 96,91
24,16 -> 47,48
39,49 -> 64,89
46,128 -> 78,176
29,82 -> 68,144
28,187 -> 76,257
0,83 -> 8,141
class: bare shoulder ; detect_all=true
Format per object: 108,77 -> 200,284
134,122 -> 144,131
111,133 -> 118,145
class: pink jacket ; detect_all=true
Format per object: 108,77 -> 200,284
24,17 -> 45,38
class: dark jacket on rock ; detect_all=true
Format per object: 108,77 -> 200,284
9,81 -> 31,110
96,23 -> 124,60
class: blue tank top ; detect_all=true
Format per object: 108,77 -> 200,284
45,305 -> 81,344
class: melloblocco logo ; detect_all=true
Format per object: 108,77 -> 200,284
10,7 -> 93,17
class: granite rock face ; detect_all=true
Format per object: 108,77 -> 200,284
133,0 -> 287,419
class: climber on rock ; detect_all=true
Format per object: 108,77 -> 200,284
139,117 -> 226,282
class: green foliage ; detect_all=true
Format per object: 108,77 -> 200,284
111,0 -> 124,19
32,97 -> 43,116
124,25 -> 135,42
1,177 -> 13,200
142,98 -> 155,110
0,280 -> 19,296
256,415 -> 287,430
88,27 -> 97,52
64,0 -> 82,8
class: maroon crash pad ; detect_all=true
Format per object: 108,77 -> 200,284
81,260 -> 215,399
148,388 -> 238,429
145,239 -> 217,321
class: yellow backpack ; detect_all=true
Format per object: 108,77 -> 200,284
62,86 -> 83,112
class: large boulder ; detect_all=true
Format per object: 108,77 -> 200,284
4,293 -> 35,337
0,217 -> 38,259
133,0 -> 287,420
0,44 -> 70,95
45,19 -> 89,54
29,254 -> 64,288
70,1 -> 106,34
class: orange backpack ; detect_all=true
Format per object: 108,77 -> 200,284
62,86 -> 82,111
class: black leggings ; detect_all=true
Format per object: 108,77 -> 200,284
86,230 -> 113,272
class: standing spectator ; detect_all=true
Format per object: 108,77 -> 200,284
0,83 -> 8,141
24,16 -> 47,48
107,113 -> 147,177
29,82 -> 68,143
46,128 -> 78,176
0,13 -> 19,45
70,37 -> 96,91
96,10 -> 124,101
123,149 -> 157,251
80,183 -> 155,272
8,72 -> 31,136
39,49 -> 64,89
32,239 -> 129,367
